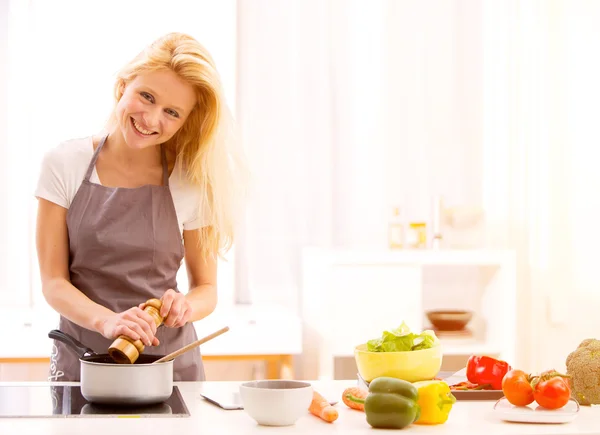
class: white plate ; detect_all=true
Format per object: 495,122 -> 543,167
493,397 -> 580,424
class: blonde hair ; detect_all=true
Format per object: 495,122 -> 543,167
107,32 -> 246,259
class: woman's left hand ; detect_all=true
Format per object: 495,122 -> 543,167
142,289 -> 193,328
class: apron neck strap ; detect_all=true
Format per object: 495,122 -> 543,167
160,144 -> 169,187
84,135 -> 170,186
84,135 -> 108,182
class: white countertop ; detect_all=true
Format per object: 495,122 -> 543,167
0,380 -> 599,435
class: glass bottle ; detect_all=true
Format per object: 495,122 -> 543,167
388,207 -> 405,249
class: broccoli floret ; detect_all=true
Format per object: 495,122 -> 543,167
565,338 -> 600,406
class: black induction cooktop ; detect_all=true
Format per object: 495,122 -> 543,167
0,385 -> 190,418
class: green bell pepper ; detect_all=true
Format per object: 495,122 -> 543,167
364,377 -> 421,429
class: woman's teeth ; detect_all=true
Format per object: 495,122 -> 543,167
132,118 -> 155,136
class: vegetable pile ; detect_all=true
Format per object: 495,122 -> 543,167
307,332 -> 600,429
444,353 -> 574,411
366,322 -> 439,352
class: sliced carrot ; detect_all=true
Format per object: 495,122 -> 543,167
342,387 -> 367,411
309,390 -> 339,423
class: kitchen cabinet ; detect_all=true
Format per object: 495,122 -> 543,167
0,303 -> 302,382
0,359 -> 49,382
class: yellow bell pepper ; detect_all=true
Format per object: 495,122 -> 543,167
412,380 -> 456,425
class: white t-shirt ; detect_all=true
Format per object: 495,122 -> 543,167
34,136 -> 210,233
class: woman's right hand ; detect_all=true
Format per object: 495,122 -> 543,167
100,307 -> 160,346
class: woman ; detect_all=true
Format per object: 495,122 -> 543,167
34,32 -> 244,382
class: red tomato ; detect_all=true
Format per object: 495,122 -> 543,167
533,375 -> 571,410
502,369 -> 534,406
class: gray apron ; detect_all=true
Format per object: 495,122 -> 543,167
49,134 -> 205,382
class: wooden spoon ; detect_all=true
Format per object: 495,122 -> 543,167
152,326 -> 230,364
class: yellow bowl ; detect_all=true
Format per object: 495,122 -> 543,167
354,343 -> 443,383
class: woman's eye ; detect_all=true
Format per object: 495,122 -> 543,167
166,109 -> 179,118
141,92 -> 154,103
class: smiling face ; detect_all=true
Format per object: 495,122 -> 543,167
114,69 -> 197,150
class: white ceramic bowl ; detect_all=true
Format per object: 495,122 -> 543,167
239,380 -> 313,426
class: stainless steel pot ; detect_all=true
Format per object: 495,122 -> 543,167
48,329 -> 174,406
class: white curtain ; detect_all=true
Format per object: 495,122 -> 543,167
483,0 -> 600,372
2,0 -> 237,320
235,0 -> 484,312
235,0 -> 388,310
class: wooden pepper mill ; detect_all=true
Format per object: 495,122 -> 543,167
108,298 -> 164,364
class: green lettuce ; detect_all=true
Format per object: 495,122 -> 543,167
366,322 -> 439,352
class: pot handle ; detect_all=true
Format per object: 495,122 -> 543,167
48,329 -> 96,358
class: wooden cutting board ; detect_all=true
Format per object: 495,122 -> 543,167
438,369 -> 504,401
357,370 -> 505,401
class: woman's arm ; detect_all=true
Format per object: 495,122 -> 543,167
159,226 -> 218,326
36,198 -> 159,346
